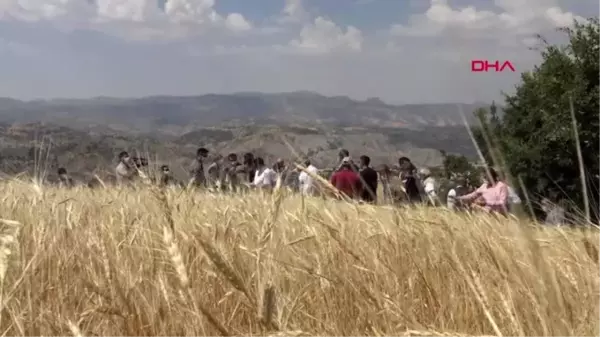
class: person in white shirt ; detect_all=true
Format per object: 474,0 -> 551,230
541,197 -> 566,226
446,176 -> 469,211
115,151 -> 137,186
419,167 -> 438,206
298,159 -> 319,196
252,157 -> 276,189
507,185 -> 522,212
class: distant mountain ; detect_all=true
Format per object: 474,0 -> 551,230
0,92 -> 491,134
0,122 -> 478,181
0,92 -> 487,180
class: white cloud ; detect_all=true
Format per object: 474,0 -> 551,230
391,0 -> 586,39
164,0 -> 219,24
0,0 -> 94,22
381,0 -> 591,103
280,0 -> 308,24
225,13 -> 252,32
290,17 -> 363,54
0,0 -> 252,38
96,0 -> 162,22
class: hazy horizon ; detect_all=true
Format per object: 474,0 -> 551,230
0,91 -> 495,106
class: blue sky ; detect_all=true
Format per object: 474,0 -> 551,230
0,0 -> 596,103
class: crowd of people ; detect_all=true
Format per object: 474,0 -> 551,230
53,147 -> 566,225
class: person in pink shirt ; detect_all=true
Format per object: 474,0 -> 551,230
458,168 -> 509,215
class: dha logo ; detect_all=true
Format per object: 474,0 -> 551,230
471,60 -> 515,72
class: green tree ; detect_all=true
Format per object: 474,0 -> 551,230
475,18 -> 599,221
438,151 -> 481,184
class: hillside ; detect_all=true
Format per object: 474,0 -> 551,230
0,122 -> 477,182
0,93 -> 490,135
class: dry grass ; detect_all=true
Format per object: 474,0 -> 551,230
0,181 -> 597,336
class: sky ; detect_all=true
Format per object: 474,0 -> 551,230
0,0 -> 596,104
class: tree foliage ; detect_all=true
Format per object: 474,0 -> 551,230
474,18 -> 599,221
439,151 -> 481,186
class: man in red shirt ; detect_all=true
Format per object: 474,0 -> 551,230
330,157 -> 361,199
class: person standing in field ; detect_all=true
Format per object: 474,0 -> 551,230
220,153 -> 241,192
330,157 -> 361,199
541,197 -> 566,226
251,157 -> 277,190
359,155 -> 378,203
273,158 -> 287,187
458,168 -> 509,215
379,164 -> 393,203
336,149 -> 360,172
336,149 -> 349,169
446,176 -> 469,211
205,153 -> 222,190
298,159 -> 319,196
419,167 -> 439,206
507,185 -> 522,213
159,165 -> 181,187
57,167 -> 75,188
398,157 -> 421,204
243,152 -> 256,184
189,147 -> 209,188
116,151 -> 137,186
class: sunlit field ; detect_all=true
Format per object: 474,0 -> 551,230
0,181 -> 597,336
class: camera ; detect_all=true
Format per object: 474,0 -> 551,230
131,157 -> 148,168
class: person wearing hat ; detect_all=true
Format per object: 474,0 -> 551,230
330,156 -> 361,199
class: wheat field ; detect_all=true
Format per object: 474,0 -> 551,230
0,180 -> 597,336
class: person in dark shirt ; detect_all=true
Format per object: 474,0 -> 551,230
243,152 -> 256,183
398,156 -> 421,203
220,153 -> 241,192
273,158 -> 287,186
159,165 -> 182,187
359,155 -> 378,203
330,157 -> 361,199
338,149 -> 349,164
57,167 -> 75,188
189,147 -> 209,187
